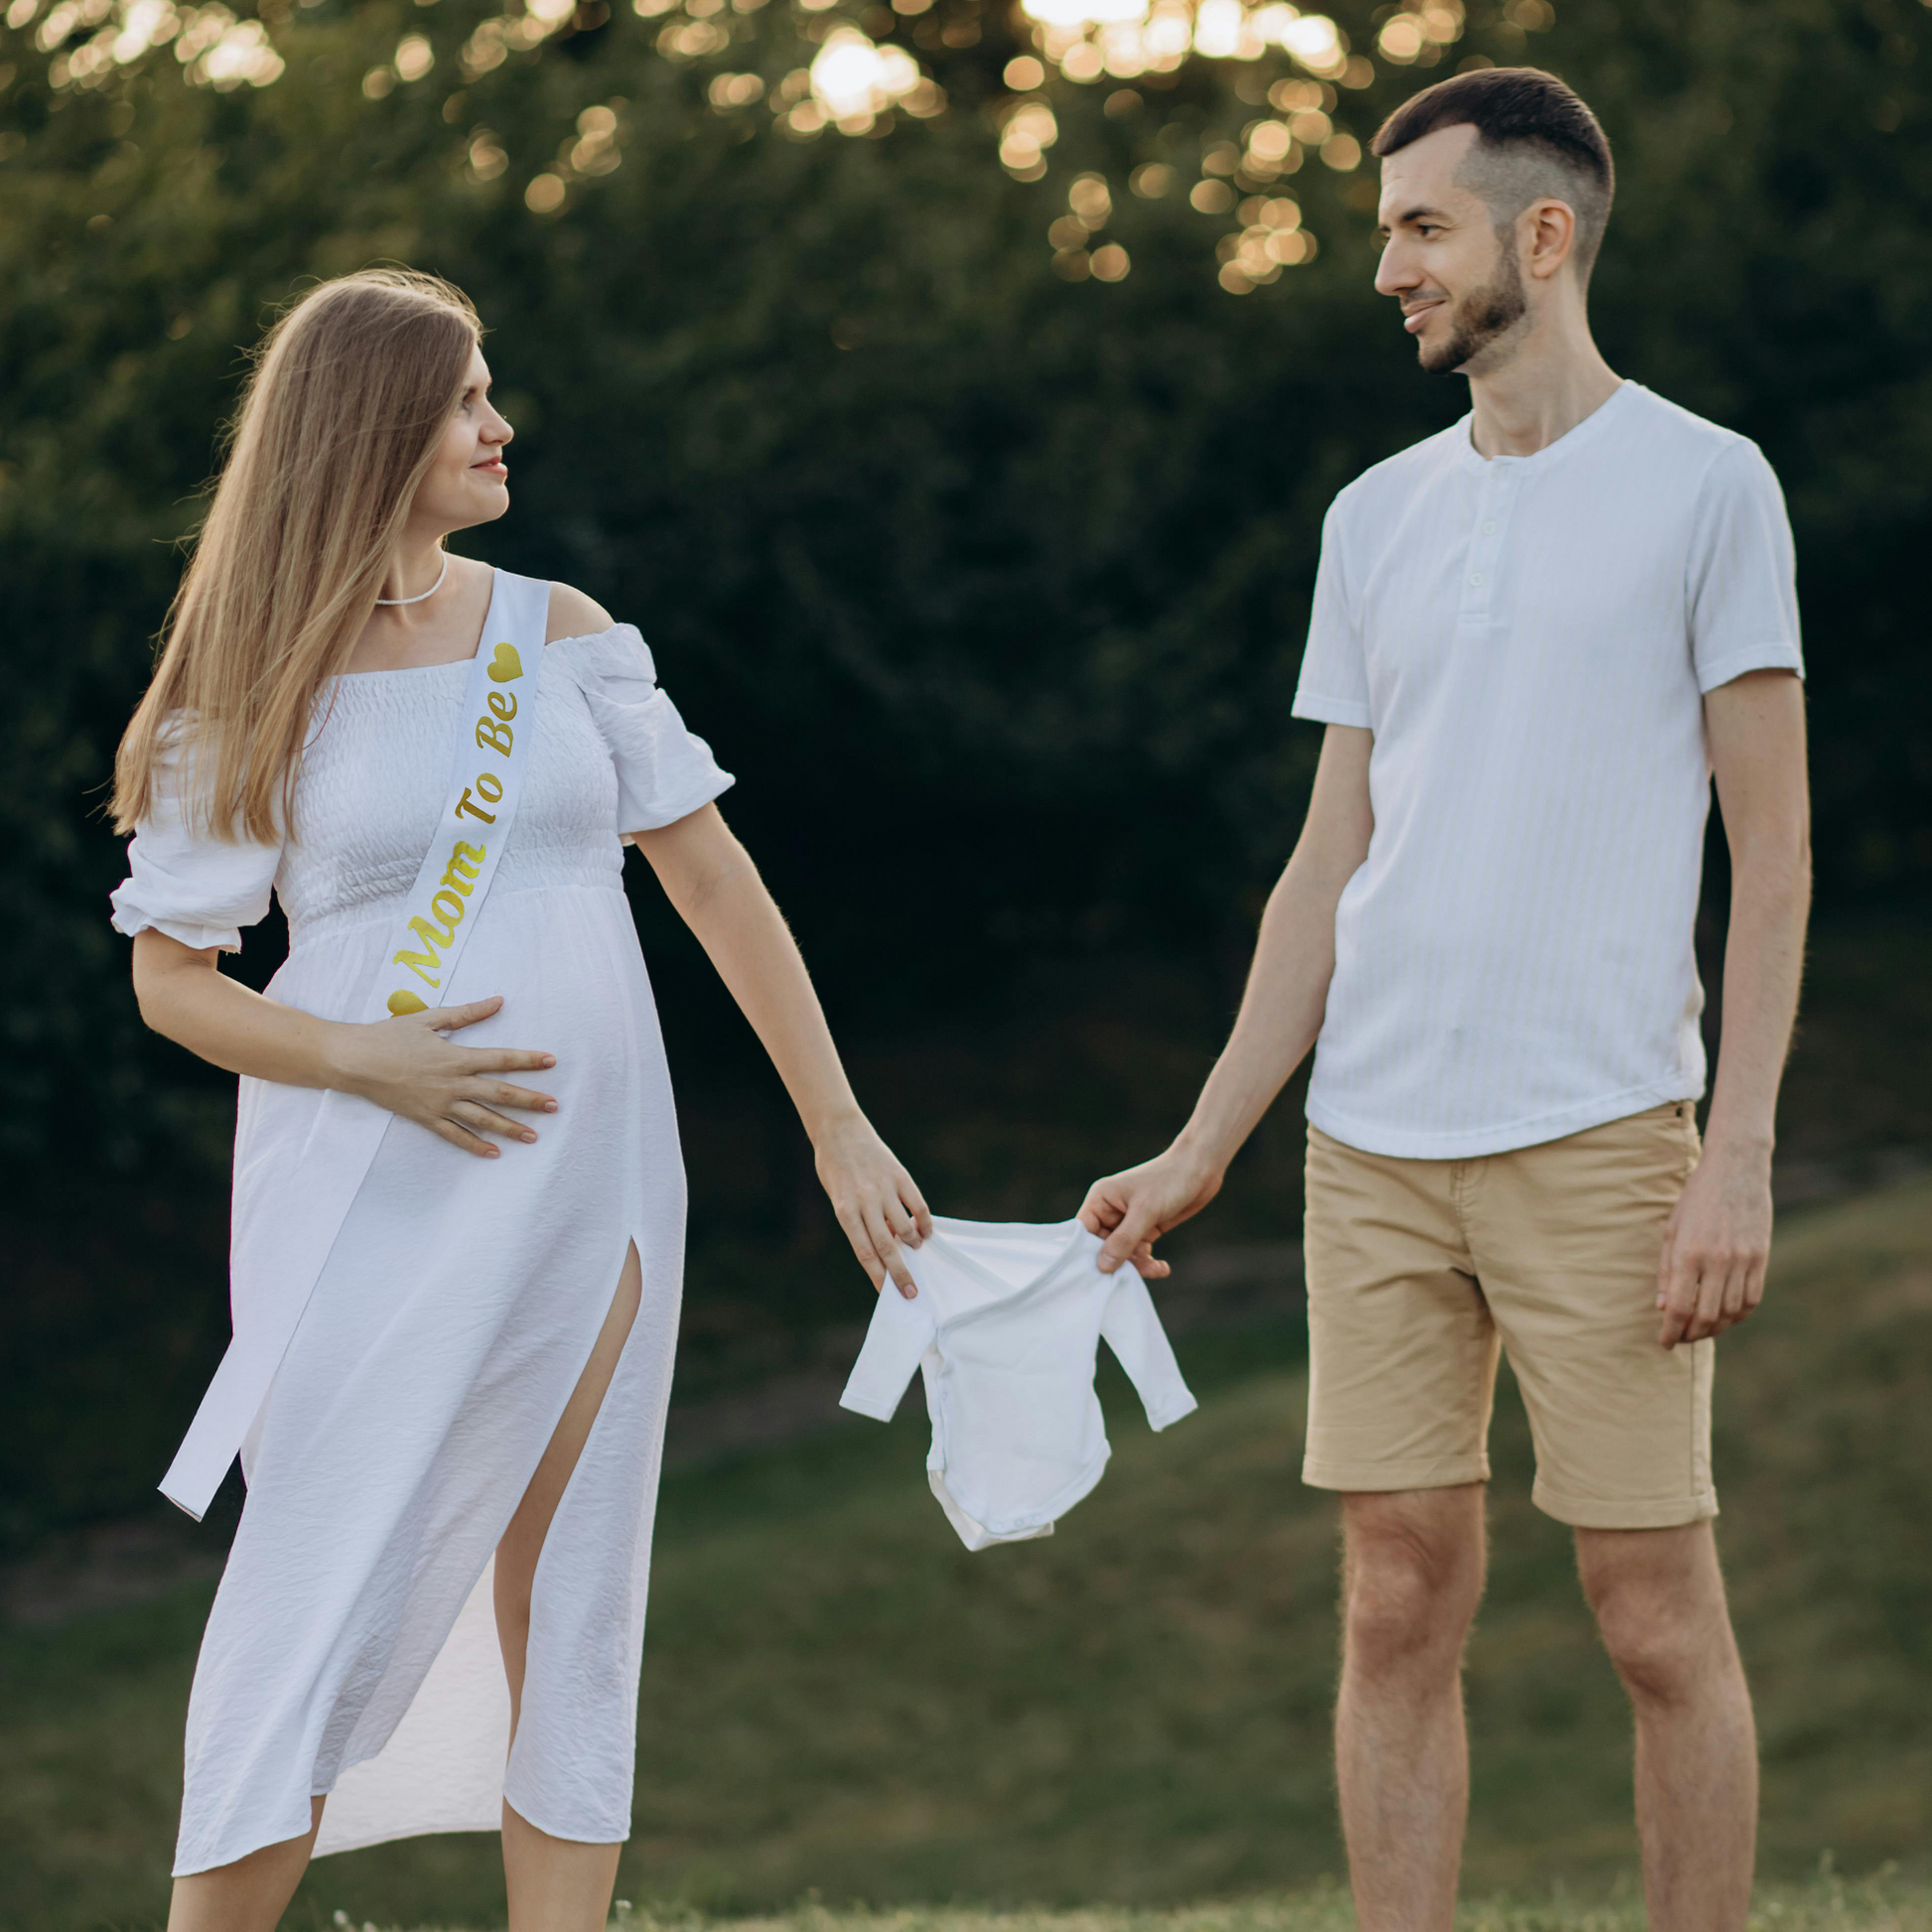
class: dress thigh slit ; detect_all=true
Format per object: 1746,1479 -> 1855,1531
498,1223 -> 679,1844
495,1237 -> 644,1734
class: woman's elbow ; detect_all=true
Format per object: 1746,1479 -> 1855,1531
129,931 -> 213,1035
649,817 -> 761,919
130,962 -> 177,1035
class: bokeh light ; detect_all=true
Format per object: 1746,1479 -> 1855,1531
1017,0 -> 1360,82
9,0 -> 1516,293
21,0 -> 288,89
809,25 -> 924,131
1000,96 -> 1059,177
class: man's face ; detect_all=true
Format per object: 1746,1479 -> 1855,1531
1374,122 -> 1527,376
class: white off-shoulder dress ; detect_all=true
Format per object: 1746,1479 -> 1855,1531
110,586 -> 732,1875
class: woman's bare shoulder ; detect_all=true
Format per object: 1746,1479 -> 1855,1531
544,580 -> 617,643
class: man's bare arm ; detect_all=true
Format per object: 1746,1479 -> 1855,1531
1079,723 -> 1374,1274
1657,669 -> 1811,1346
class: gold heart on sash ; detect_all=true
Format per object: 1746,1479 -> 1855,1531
387,990 -> 429,1016
486,641 -> 522,683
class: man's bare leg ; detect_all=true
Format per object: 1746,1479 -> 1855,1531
165,1796 -> 324,1932
1577,1521 -> 1756,1931
1335,1484 -> 1487,1932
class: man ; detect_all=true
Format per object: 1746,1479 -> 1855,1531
1079,68 -> 1809,1932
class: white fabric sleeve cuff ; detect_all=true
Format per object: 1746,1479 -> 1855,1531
1291,690 -> 1373,730
1693,642 -> 1805,695
107,897 -> 243,952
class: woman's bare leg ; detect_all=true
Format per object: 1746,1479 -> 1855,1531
166,1797 -> 324,1932
494,1240 -> 642,1929
502,1802 -> 624,1929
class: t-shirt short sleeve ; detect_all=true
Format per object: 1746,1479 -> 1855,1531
109,728 -> 283,953
1686,440 -> 1804,694
1292,495 -> 1373,730
559,624 -> 736,835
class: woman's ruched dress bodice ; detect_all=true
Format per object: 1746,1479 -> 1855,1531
110,610 -> 732,1873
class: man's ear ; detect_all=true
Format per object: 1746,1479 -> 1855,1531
1524,198 -> 1578,281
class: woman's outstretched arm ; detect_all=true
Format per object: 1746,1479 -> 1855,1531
130,930 -> 560,1157
629,804 -> 930,1296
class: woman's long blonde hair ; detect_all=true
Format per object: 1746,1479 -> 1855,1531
112,269 -> 482,843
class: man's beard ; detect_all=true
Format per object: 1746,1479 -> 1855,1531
1420,230 -> 1528,376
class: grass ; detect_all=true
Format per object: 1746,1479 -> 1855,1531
666,1892 -> 1932,1932
4,1177 -> 1932,1930
207,1878 -> 1932,1930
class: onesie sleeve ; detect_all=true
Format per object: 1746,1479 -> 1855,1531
558,625 -> 735,835
1685,440 -> 1804,694
1099,1272 -> 1198,1433
839,1276 -> 938,1424
108,724 -> 283,953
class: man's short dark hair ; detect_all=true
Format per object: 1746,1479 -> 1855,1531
1371,68 -> 1615,281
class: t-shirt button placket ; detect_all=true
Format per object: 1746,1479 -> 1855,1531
1460,521 -> 1496,624
1461,474 -> 1516,625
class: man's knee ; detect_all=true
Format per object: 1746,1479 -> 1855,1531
1579,1524 -> 1734,1709
1589,1585 -> 1709,1708
1341,1488 -> 1484,1676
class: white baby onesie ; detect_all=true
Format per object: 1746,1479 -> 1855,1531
839,1217 -> 1198,1550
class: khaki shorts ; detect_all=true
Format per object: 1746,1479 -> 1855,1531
1302,1102 -> 1716,1530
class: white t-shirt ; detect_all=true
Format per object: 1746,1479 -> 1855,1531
1292,381 -> 1803,1160
840,1218 -> 1197,1550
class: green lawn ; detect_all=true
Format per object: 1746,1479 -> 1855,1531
224,1880 -> 1932,1930
4,1180 -> 1931,1930
687,1893 -> 1932,1932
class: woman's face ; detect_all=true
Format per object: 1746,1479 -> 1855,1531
412,345 -> 512,534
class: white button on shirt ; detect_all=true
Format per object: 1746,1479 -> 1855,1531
1292,382 -> 1803,1159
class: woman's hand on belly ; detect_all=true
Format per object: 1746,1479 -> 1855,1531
329,995 -> 559,1157
130,934 -> 553,1160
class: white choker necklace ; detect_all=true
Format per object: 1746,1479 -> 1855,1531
375,553 -> 450,608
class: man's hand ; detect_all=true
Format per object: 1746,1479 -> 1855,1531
1656,1138 -> 1774,1348
1078,1145 -> 1226,1278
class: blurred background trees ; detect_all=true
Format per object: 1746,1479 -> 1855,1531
4,0 -> 1930,1545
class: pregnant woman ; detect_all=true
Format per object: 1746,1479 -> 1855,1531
109,268 -> 929,1930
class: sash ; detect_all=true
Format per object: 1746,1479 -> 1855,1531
161,568 -> 551,1520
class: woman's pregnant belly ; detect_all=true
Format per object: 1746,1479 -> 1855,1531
247,882 -> 673,1229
